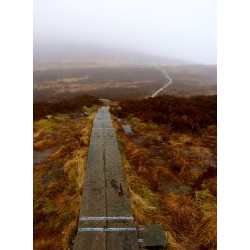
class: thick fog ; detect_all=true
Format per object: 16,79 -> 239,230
34,0 -> 216,65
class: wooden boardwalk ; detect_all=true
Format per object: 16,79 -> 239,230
74,107 -> 138,250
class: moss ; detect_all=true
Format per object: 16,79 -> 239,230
200,203 -> 216,212
35,118 -> 61,134
195,189 -> 213,200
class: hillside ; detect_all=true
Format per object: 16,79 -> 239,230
33,43 -> 190,70
33,67 -> 166,102
33,65 -> 216,103
162,65 -> 217,96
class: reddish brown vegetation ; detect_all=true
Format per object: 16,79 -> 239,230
33,94 -> 101,120
33,67 -> 165,101
192,166 -> 217,191
34,113 -> 96,250
112,95 -> 217,133
33,67 -> 165,83
112,94 -> 217,249
162,65 -> 217,97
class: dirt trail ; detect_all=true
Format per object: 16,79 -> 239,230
74,107 -> 138,250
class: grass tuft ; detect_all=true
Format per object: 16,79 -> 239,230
34,110 -> 97,250
113,111 -> 217,249
163,194 -> 197,232
193,209 -> 217,249
35,118 -> 61,134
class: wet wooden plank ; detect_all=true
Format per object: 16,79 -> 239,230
74,231 -> 106,250
74,110 -> 107,250
74,107 -> 138,250
107,221 -> 138,250
79,130 -> 106,217
103,109 -> 138,249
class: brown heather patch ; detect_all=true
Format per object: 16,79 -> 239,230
33,138 -> 56,151
33,109 -> 97,250
192,208 -> 217,249
113,114 -> 217,249
162,194 -> 197,233
167,231 -> 186,250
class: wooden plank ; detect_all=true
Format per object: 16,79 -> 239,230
74,110 -> 107,250
74,107 -> 138,250
105,130 -> 132,216
79,131 -> 106,217
107,221 -> 138,250
103,110 -> 138,249
74,231 -> 106,250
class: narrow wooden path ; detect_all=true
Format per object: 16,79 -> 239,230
74,107 -> 138,250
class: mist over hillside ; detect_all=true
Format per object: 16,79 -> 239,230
33,42 -> 191,68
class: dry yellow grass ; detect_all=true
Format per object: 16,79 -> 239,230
63,141 -> 90,194
113,114 -> 217,249
163,194 -> 197,233
130,189 -> 157,224
33,138 -> 55,151
33,110 -> 97,250
167,232 -> 186,250
193,209 -> 217,248
119,145 -> 159,225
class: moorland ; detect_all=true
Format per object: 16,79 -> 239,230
33,64 -> 217,249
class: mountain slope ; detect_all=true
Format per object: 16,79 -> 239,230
34,43 -> 190,68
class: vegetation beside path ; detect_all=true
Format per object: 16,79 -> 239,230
33,105 -> 98,249
112,95 -> 217,249
33,93 -> 217,249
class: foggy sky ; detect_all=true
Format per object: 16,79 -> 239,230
34,0 -> 217,65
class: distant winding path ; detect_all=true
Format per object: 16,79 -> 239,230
151,73 -> 172,98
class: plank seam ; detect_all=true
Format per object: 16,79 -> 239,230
78,228 -> 137,232
79,216 -> 134,221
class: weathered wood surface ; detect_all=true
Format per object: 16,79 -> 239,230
74,107 -> 138,250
